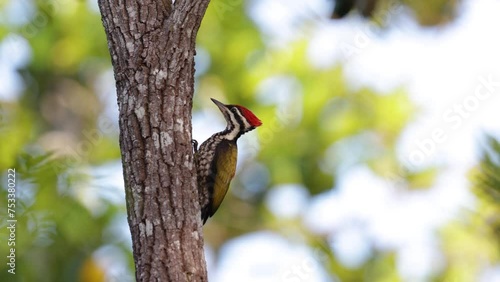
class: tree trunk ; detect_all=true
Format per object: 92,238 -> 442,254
97,0 -> 210,281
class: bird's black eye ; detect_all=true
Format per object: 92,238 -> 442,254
231,107 -> 238,113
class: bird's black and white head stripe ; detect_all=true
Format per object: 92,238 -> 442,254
211,99 -> 260,141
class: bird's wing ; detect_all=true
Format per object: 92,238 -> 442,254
210,141 -> 237,217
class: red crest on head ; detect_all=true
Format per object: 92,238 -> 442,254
236,106 -> 262,127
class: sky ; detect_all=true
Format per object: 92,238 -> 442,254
1,0 -> 500,281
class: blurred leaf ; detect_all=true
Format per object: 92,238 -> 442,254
0,102 -> 35,169
440,220 -> 499,282
330,0 -> 461,27
473,135 -> 500,202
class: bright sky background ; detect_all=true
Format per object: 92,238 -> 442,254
202,0 -> 500,281
2,0 -> 500,281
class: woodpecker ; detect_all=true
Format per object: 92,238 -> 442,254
193,98 -> 262,224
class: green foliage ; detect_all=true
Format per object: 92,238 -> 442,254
471,135 -> 500,247
473,135 -> 500,203
0,103 -> 35,168
197,6 -> 417,196
332,0 -> 462,27
436,136 -> 500,281
0,153 -> 132,282
404,0 -> 461,26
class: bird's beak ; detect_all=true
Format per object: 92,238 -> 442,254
211,98 -> 228,112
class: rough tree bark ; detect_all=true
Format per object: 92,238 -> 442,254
97,0 -> 210,281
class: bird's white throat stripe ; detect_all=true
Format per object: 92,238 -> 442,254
225,110 -> 240,140
220,107 -> 254,140
239,110 -> 252,130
